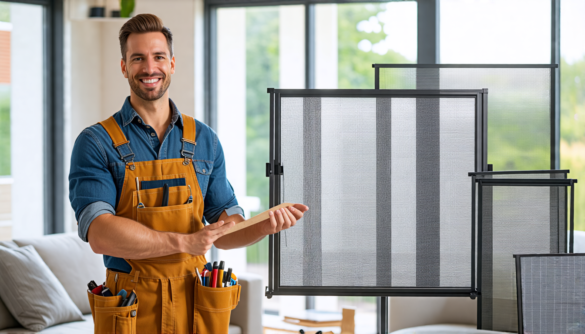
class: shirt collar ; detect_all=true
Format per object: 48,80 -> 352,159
120,96 -> 184,128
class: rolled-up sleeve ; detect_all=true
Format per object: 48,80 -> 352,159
69,129 -> 117,241
202,136 -> 243,224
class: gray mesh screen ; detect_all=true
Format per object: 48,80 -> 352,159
480,183 -> 568,332
517,255 -> 585,334
279,96 -> 477,289
379,67 -> 552,171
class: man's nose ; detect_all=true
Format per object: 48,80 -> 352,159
143,56 -> 157,75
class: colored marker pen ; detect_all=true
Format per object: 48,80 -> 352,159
224,268 -> 232,287
217,261 -> 225,288
201,269 -> 209,286
211,261 -> 219,288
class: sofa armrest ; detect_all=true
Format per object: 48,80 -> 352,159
230,272 -> 263,334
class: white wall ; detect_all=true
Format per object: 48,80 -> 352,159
10,4 -> 44,238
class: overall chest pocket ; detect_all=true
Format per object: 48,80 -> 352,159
193,161 -> 213,197
132,185 -> 195,234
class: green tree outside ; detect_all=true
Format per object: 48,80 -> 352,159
560,56 -> 585,231
0,3 -> 10,176
245,7 -> 280,264
0,86 -> 9,176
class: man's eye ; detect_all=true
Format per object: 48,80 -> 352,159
156,56 -> 164,60
133,57 -> 142,61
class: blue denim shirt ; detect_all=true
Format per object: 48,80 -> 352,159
69,97 -> 243,273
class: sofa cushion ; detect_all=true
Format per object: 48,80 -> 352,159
0,296 -> 19,331
0,245 -> 83,331
0,241 -> 18,249
0,241 -> 23,330
13,233 -> 106,315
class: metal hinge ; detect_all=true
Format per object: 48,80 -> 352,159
265,162 -> 284,177
265,286 -> 273,299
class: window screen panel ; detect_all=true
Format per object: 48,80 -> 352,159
477,176 -> 572,332
377,65 -> 554,171
271,89 -> 486,296
516,254 -> 585,334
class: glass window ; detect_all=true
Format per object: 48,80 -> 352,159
440,0 -> 550,64
0,1 -> 45,241
560,0 -> 585,231
216,5 -> 306,314
316,2 -> 417,89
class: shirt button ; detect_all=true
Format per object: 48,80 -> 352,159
150,133 -> 156,137
146,125 -> 150,129
202,169 -> 206,173
137,119 -> 142,124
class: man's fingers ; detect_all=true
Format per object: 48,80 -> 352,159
292,204 -> 309,212
285,207 -> 297,226
206,220 -> 236,238
206,220 -> 225,229
268,211 -> 277,232
281,208 -> 293,229
276,209 -> 285,228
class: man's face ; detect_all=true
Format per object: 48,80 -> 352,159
121,32 -> 175,101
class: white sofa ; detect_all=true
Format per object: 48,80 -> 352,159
0,233 -> 263,334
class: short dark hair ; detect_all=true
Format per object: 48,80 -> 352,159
119,13 -> 173,61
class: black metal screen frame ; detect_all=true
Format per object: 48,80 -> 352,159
373,64 -> 559,170
514,253 -> 585,334
469,171 -> 576,330
266,88 -> 488,297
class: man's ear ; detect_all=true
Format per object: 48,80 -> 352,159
170,56 -> 175,75
121,58 -> 128,78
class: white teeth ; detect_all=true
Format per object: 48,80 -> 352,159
142,78 -> 159,84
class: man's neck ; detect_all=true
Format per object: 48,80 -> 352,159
129,92 -> 172,142
130,92 -> 171,126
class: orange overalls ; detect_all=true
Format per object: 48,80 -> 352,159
86,115 -> 240,334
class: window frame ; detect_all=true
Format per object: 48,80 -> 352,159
3,0 -> 65,235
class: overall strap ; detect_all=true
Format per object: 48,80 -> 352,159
98,116 -> 136,170
181,115 -> 197,165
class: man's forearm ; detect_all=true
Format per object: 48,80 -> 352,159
88,214 -> 183,259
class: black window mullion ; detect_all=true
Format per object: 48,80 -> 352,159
44,0 -> 65,234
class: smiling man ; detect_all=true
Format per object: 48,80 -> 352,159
68,14 -> 307,334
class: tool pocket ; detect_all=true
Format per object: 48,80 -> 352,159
87,291 -> 138,334
132,185 -> 196,233
193,284 -> 241,334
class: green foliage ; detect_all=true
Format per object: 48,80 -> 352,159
560,57 -> 585,144
337,3 -> 412,89
0,2 -> 10,23
560,56 -> 585,231
120,0 -> 135,18
245,7 -> 279,264
0,85 -> 10,176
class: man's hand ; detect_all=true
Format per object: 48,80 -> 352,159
180,220 -> 235,256
258,204 -> 309,236
213,203 -> 309,250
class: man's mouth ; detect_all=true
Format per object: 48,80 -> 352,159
139,77 -> 161,87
